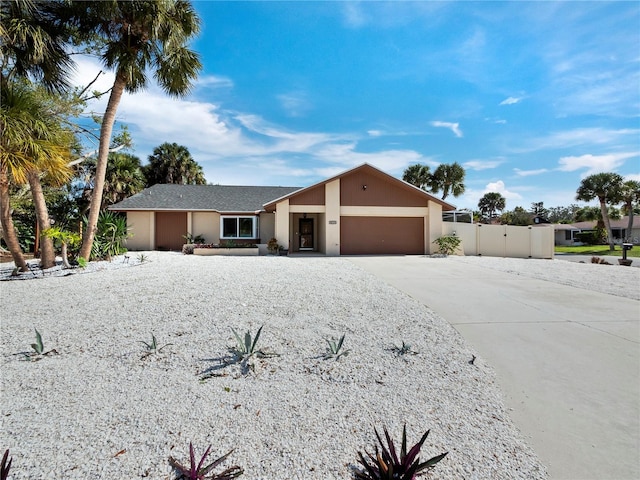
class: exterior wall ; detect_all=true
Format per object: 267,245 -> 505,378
259,212 -> 276,243
289,184 -> 325,205
427,201 -> 442,254
340,169 -> 427,207
126,211 -> 154,250
274,199 -> 290,249
325,179 -> 341,255
442,222 -> 554,259
192,212 -> 219,244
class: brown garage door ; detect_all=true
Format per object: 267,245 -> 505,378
340,217 -> 424,255
155,212 -> 187,251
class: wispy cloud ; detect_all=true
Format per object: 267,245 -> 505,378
557,152 -> 638,177
430,121 -> 463,138
367,130 -> 383,137
514,168 -> 549,177
508,127 -> 640,153
196,75 -> 234,89
499,96 -> 523,105
464,159 -> 503,171
277,90 -> 312,117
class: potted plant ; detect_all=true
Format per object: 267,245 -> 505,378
267,237 -> 279,255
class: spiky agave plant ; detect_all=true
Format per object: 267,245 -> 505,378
169,442 -> 243,480
355,425 -> 448,480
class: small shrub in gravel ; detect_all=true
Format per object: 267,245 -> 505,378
23,328 -> 58,361
140,333 -> 172,359
355,425 -> 448,480
389,341 -> 418,357
324,333 -> 349,360
169,442 -> 243,480
229,325 -> 278,374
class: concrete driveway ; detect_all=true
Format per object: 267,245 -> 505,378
348,256 -> 640,480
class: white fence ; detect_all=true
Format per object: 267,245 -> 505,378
442,223 -> 554,259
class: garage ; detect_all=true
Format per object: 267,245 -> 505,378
340,217 -> 424,255
155,212 -> 187,251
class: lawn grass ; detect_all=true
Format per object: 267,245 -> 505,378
555,245 -> 640,257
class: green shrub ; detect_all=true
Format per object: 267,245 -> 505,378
88,211 -> 130,260
432,235 -> 461,255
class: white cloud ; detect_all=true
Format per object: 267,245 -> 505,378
484,180 -> 523,201
514,168 -> 549,176
508,127 -> 640,153
625,173 -> 640,182
499,96 -> 523,105
464,159 -> 503,171
342,2 -> 367,28
196,75 -> 234,89
367,130 -> 383,137
557,152 -> 638,176
430,121 -> 463,138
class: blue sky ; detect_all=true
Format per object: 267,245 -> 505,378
74,1 -> 639,212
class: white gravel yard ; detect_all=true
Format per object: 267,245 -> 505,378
1,253 -> 548,479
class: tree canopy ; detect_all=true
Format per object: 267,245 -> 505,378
143,143 -> 206,186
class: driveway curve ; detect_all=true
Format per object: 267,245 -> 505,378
348,255 -> 640,480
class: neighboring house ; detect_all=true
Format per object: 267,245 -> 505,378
552,216 -> 640,246
110,163 -> 456,255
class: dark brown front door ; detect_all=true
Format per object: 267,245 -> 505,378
299,218 -> 314,250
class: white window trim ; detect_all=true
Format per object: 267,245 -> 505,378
220,216 -> 258,239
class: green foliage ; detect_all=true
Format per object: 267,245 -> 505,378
432,235 -> 461,255
140,333 -> 172,358
267,237 -> 279,254
478,192 -> 506,221
390,341 -> 418,357
144,143 -> 206,187
231,326 -> 264,359
169,442 -> 243,480
324,334 -> 349,360
24,328 -> 57,360
1,449 -> 11,480
355,425 -> 448,480
183,232 -> 206,244
76,256 -> 88,268
137,253 -> 149,263
429,162 -> 466,200
402,164 -> 431,191
89,210 -> 129,260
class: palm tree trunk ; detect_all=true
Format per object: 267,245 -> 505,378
27,171 -> 56,268
599,199 -> 615,251
0,169 -> 28,272
79,73 -> 127,260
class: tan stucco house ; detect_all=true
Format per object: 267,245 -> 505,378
110,163 -> 456,255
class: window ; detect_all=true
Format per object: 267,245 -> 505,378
220,216 -> 258,239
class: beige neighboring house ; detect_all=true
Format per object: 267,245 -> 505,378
109,163 -> 456,255
557,216 -> 640,246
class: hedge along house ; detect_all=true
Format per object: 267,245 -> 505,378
109,184 -> 300,251
263,163 -> 456,255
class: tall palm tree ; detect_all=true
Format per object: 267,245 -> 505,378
430,162 -> 466,200
1,81 -> 72,270
61,0 -> 202,260
0,0 -> 73,92
402,164 -> 431,191
618,179 -> 640,242
478,192 -> 506,222
143,142 -> 206,187
576,172 -> 624,251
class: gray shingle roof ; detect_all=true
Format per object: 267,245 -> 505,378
109,184 -> 301,213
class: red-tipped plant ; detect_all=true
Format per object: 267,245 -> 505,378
355,425 -> 448,480
169,442 -> 243,480
1,449 -> 12,480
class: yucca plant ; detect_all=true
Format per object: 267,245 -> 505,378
355,425 -> 448,480
1,449 -> 11,480
140,333 -> 172,358
230,326 -> 264,359
324,333 -> 349,360
169,442 -> 243,480
25,329 -> 56,360
391,341 -> 418,357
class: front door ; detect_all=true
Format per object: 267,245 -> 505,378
299,218 -> 314,250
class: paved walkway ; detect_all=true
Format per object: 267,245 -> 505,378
348,256 -> 640,480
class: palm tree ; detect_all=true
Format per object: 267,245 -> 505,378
478,192 -> 506,222
61,0 -> 202,260
103,153 -> 146,205
0,81 -> 72,270
430,162 -> 466,200
402,164 -> 431,191
0,0 -> 74,92
576,172 -> 624,251
618,179 -> 640,242
143,143 -> 206,187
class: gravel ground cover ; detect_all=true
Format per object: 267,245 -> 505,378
449,255 -> 640,300
1,253 -> 547,479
